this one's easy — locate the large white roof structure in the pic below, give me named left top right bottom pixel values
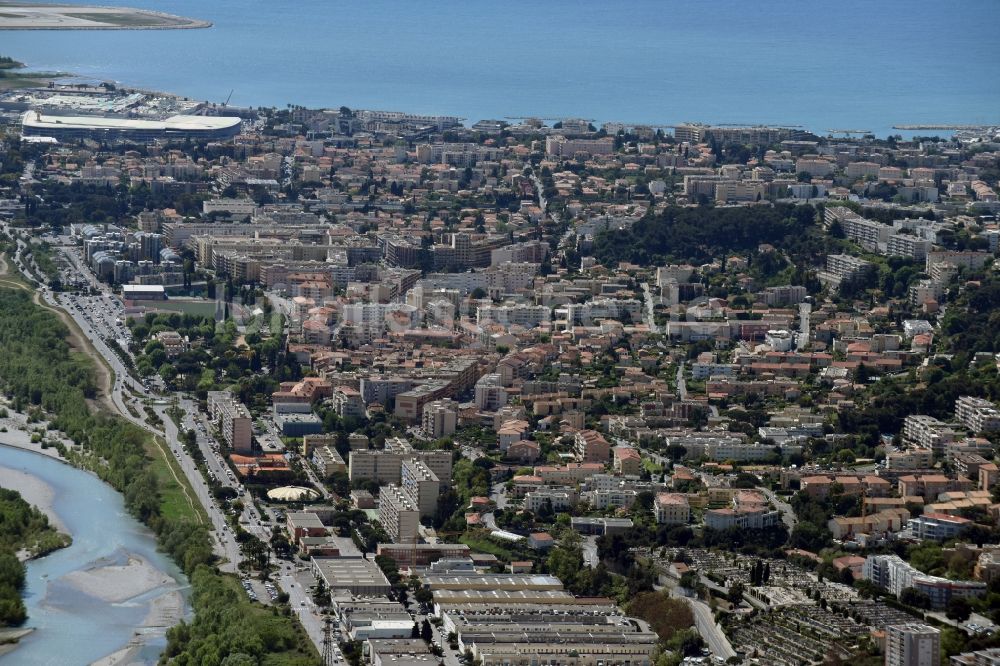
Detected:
left=21, top=111, right=241, bottom=141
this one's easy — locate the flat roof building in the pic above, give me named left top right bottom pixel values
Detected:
left=207, top=390, right=253, bottom=453
left=22, top=111, right=242, bottom=142
left=312, top=557, right=392, bottom=596
left=886, top=624, right=940, bottom=666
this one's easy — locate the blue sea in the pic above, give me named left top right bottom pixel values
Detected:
left=3, top=0, right=999, bottom=136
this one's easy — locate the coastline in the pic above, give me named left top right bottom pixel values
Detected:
left=0, top=3, right=211, bottom=30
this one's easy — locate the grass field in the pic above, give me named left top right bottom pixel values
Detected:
left=147, top=434, right=207, bottom=524
left=459, top=533, right=515, bottom=561
left=144, top=299, right=217, bottom=318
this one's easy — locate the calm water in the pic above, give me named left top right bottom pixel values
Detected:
left=2, top=0, right=999, bottom=136
left=0, top=445, right=188, bottom=665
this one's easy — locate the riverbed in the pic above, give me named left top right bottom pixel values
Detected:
left=0, top=444, right=189, bottom=665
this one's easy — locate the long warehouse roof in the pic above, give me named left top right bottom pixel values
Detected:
left=22, top=112, right=240, bottom=131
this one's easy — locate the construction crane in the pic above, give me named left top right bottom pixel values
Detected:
left=223, top=89, right=233, bottom=107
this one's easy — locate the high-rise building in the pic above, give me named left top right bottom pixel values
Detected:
left=885, top=624, right=940, bottom=666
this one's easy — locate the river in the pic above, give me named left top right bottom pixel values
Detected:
left=2, top=0, right=999, bottom=136
left=0, top=445, right=189, bottom=666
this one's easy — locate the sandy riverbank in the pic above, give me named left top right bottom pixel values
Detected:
left=63, top=554, right=173, bottom=604
left=0, top=464, right=66, bottom=532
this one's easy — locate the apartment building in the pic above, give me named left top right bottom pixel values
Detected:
left=907, top=513, right=971, bottom=541
left=827, top=508, right=910, bottom=540
left=422, top=398, right=458, bottom=438
left=955, top=396, right=1000, bottom=433
left=400, top=458, right=440, bottom=518
left=574, top=429, right=611, bottom=463
left=842, top=215, right=891, bottom=251
left=155, top=330, right=187, bottom=358
left=544, top=136, right=615, bottom=156
left=886, top=624, right=940, bottom=666
left=349, top=438, right=452, bottom=486
left=863, top=554, right=986, bottom=608
left=612, top=446, right=642, bottom=476
left=476, top=303, right=550, bottom=329
left=704, top=506, right=779, bottom=530
left=846, top=162, right=881, bottom=179
left=654, top=493, right=691, bottom=525
left=331, top=386, right=365, bottom=420
left=887, top=448, right=935, bottom=470
left=887, top=234, right=932, bottom=261
left=950, top=649, right=1000, bottom=666
left=523, top=487, right=578, bottom=513
left=795, top=157, right=835, bottom=177
left=207, top=390, right=253, bottom=453
left=902, top=415, right=957, bottom=452
left=818, top=254, right=875, bottom=290
left=761, top=284, right=808, bottom=307
left=378, top=484, right=420, bottom=544
left=534, top=463, right=604, bottom=485
left=474, top=374, right=507, bottom=411
left=562, top=298, right=643, bottom=326
left=312, top=445, right=346, bottom=476
left=898, top=474, right=971, bottom=499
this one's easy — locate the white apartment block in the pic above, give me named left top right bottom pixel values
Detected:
left=842, top=216, right=891, bottom=251
left=400, top=458, right=440, bottom=518
left=378, top=484, right=420, bottom=544
left=422, top=399, right=458, bottom=438
left=955, top=396, right=1000, bottom=433
left=202, top=198, right=259, bottom=217
left=562, top=298, right=643, bottom=326
left=886, top=448, right=934, bottom=471
left=902, top=415, right=957, bottom=452
left=887, top=234, right=932, bottom=261
left=818, top=254, right=874, bottom=289
left=349, top=438, right=453, bottom=486
left=475, top=374, right=507, bottom=411
left=476, top=304, right=550, bottom=329
left=207, top=391, right=253, bottom=453
left=886, top=624, right=940, bottom=666
left=544, top=136, right=615, bottom=156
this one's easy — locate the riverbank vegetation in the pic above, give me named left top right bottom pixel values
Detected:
left=0, top=287, right=320, bottom=663
left=0, top=488, right=71, bottom=626
left=0, top=488, right=70, bottom=559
